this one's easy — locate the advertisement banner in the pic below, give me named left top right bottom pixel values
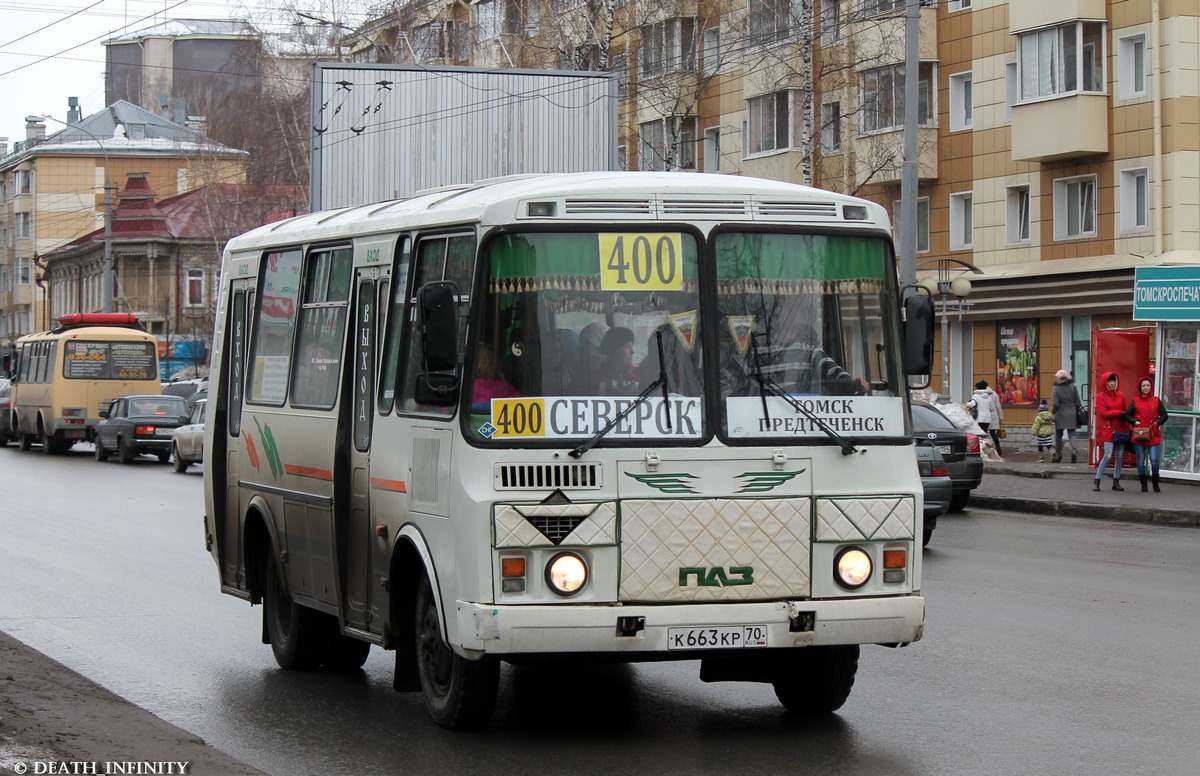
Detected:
left=996, top=320, right=1039, bottom=405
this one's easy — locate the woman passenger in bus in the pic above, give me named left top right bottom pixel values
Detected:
left=576, top=322, right=610, bottom=394
left=471, top=344, right=520, bottom=410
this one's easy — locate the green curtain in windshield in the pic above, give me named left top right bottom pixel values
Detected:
left=714, top=233, right=887, bottom=288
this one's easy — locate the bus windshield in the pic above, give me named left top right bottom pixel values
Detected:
left=469, top=230, right=704, bottom=443
left=714, top=231, right=907, bottom=441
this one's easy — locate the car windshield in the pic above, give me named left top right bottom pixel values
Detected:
left=468, top=230, right=704, bottom=443
left=910, top=403, right=957, bottom=431
left=128, top=397, right=186, bottom=416
left=714, top=231, right=907, bottom=441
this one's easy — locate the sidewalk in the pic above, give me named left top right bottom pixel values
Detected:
left=970, top=450, right=1199, bottom=527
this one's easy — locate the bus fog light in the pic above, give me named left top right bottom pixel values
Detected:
left=834, top=547, right=872, bottom=589
left=883, top=569, right=906, bottom=583
left=546, top=552, right=587, bottom=596
left=501, top=578, right=526, bottom=593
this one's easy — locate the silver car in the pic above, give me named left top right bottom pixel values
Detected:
left=171, top=398, right=205, bottom=472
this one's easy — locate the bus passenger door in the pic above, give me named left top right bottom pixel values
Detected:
left=342, top=264, right=384, bottom=633
left=215, top=279, right=254, bottom=590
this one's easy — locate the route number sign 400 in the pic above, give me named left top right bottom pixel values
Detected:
left=599, top=233, right=684, bottom=291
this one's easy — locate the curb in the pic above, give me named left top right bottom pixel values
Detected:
left=970, top=493, right=1199, bottom=527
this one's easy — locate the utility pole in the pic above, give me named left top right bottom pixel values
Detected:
left=898, top=0, right=921, bottom=290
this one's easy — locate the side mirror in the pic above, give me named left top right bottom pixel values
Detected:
left=902, top=292, right=935, bottom=376
left=416, top=281, right=460, bottom=404
left=98, top=410, right=109, bottom=419
left=178, top=415, right=190, bottom=424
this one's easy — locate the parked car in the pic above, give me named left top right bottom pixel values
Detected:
left=0, top=378, right=13, bottom=446
left=94, top=394, right=189, bottom=464
left=161, top=378, right=207, bottom=401
left=916, top=444, right=952, bottom=547
left=171, top=398, right=205, bottom=472
left=910, top=400, right=984, bottom=512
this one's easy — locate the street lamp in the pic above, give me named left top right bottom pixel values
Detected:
left=37, top=112, right=115, bottom=313
left=916, top=258, right=982, bottom=400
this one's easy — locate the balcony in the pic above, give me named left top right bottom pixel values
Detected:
left=1011, top=94, right=1108, bottom=162
left=1009, top=0, right=1106, bottom=34
left=853, top=128, right=938, bottom=188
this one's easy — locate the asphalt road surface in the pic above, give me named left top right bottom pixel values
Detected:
left=0, top=445, right=1195, bottom=776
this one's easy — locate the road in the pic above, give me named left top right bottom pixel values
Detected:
left=0, top=445, right=1196, bottom=776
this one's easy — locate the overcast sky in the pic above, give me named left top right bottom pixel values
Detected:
left=0, top=0, right=374, bottom=149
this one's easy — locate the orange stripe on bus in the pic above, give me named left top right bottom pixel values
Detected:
left=371, top=478, right=408, bottom=493
left=284, top=464, right=334, bottom=481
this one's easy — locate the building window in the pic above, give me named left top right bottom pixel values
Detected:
left=704, top=127, right=721, bottom=172
left=1054, top=176, right=1097, bottom=239
left=1006, top=185, right=1032, bottom=245
left=1120, top=168, right=1150, bottom=233
left=859, top=62, right=934, bottom=134
left=950, top=193, right=973, bottom=250
left=821, top=100, right=841, bottom=153
left=186, top=269, right=205, bottom=306
left=14, top=170, right=32, bottom=194
left=1018, top=21, right=1106, bottom=101
left=893, top=197, right=930, bottom=253
left=414, top=21, right=465, bottom=63
left=820, top=0, right=841, bottom=45
left=860, top=0, right=902, bottom=17
left=745, top=0, right=792, bottom=46
left=640, top=116, right=697, bottom=171
left=476, top=0, right=501, bottom=41
left=1118, top=34, right=1148, bottom=99
left=950, top=71, right=973, bottom=131
left=745, top=91, right=793, bottom=155
left=948, top=0, right=972, bottom=10
left=16, top=257, right=33, bottom=285
left=640, top=17, right=696, bottom=77
left=1005, top=61, right=1017, bottom=122
left=15, top=212, right=31, bottom=239
left=703, top=26, right=720, bottom=76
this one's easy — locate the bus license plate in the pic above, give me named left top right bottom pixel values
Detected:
left=667, top=625, right=768, bottom=650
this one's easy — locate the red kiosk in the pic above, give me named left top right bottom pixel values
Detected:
left=1089, top=328, right=1152, bottom=468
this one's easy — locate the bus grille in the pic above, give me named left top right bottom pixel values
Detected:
left=494, top=463, right=601, bottom=490
left=755, top=201, right=840, bottom=218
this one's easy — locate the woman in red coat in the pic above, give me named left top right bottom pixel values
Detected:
left=1093, top=371, right=1132, bottom=491
left=1127, top=375, right=1170, bottom=492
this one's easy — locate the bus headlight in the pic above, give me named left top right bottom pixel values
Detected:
left=545, top=552, right=587, bottom=596
left=834, top=547, right=872, bottom=590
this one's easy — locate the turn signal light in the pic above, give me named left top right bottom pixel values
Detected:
left=501, top=557, right=526, bottom=577
left=883, top=549, right=907, bottom=569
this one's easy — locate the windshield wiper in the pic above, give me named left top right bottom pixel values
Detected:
left=570, top=331, right=671, bottom=459
left=749, top=333, right=858, bottom=456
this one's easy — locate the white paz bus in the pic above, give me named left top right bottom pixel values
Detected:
left=203, top=172, right=935, bottom=729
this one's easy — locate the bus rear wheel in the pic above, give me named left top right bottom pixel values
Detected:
left=771, top=645, right=859, bottom=715
left=414, top=575, right=498, bottom=730
left=264, top=558, right=326, bottom=671
left=17, top=431, right=32, bottom=451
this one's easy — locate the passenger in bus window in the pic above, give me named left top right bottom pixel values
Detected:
left=639, top=324, right=702, bottom=396
left=471, top=344, right=520, bottom=409
left=577, top=321, right=610, bottom=394
left=596, top=327, right=640, bottom=396
left=532, top=328, right=578, bottom=396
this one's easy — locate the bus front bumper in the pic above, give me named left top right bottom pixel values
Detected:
left=454, top=596, right=924, bottom=656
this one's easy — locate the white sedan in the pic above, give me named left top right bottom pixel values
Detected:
left=171, top=399, right=205, bottom=472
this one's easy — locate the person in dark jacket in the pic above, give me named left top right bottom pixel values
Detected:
left=1050, top=369, right=1084, bottom=463
left=1093, top=371, right=1132, bottom=491
left=1127, top=375, right=1169, bottom=492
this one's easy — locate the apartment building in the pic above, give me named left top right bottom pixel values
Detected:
left=0, top=100, right=249, bottom=353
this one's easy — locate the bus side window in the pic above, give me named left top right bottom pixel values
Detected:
left=246, top=249, right=303, bottom=405
left=397, top=234, right=475, bottom=414
left=377, top=235, right=410, bottom=415
left=291, top=247, right=352, bottom=409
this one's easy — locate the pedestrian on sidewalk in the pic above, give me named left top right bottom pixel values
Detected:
left=1127, top=375, right=1170, bottom=492
left=1093, top=371, right=1132, bottom=491
left=1051, top=369, right=1084, bottom=463
left=1032, top=399, right=1055, bottom=462
left=968, top=380, right=1005, bottom=455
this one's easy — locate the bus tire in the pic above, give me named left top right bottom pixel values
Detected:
left=18, top=432, right=31, bottom=451
left=172, top=444, right=189, bottom=472
left=94, top=440, right=109, bottom=461
left=771, top=645, right=859, bottom=715
left=323, top=635, right=371, bottom=671
left=118, top=437, right=135, bottom=464
left=264, top=558, right=325, bottom=671
left=415, top=575, right=499, bottom=730
left=156, top=450, right=171, bottom=464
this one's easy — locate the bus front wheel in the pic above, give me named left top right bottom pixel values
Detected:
left=771, top=645, right=859, bottom=715
left=414, top=575, right=499, bottom=730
